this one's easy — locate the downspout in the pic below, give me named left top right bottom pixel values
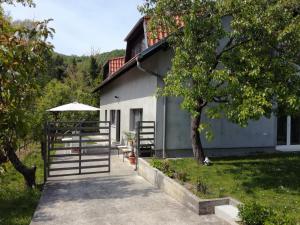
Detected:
left=136, top=57, right=167, bottom=159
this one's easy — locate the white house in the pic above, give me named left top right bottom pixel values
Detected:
left=94, top=17, right=300, bottom=157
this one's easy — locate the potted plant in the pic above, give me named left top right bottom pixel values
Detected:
left=124, top=131, right=136, bottom=164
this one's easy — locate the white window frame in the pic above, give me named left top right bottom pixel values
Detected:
left=276, top=115, right=300, bottom=151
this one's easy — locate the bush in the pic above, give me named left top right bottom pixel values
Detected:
left=196, top=176, right=209, bottom=194
left=150, top=159, right=175, bottom=178
left=239, top=202, right=272, bottom=225
left=239, top=202, right=295, bottom=225
left=150, top=158, right=164, bottom=170
left=264, top=211, right=295, bottom=225
left=0, top=164, right=7, bottom=176
left=174, top=170, right=188, bottom=182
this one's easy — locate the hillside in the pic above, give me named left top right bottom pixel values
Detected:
left=52, top=49, right=125, bottom=80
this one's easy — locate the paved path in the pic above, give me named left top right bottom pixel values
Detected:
left=31, top=153, right=227, bottom=225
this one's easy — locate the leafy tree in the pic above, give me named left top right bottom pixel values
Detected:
left=140, top=0, right=300, bottom=163
left=71, top=57, right=77, bottom=68
left=35, top=71, right=98, bottom=131
left=53, top=55, right=67, bottom=80
left=0, top=0, right=54, bottom=187
left=89, top=55, right=99, bottom=80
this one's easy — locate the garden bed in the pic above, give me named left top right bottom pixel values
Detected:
left=146, top=153, right=300, bottom=223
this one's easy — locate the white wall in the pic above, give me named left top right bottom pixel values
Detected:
left=99, top=66, right=157, bottom=144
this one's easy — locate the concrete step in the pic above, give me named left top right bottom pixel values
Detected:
left=215, top=205, right=240, bottom=225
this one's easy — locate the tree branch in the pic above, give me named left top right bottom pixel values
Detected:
left=211, top=37, right=251, bottom=72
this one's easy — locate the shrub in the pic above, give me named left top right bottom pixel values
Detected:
left=239, top=202, right=273, bottom=225
left=150, top=158, right=164, bottom=170
left=196, top=176, right=209, bottom=194
left=239, top=202, right=295, bottom=225
left=174, top=170, right=188, bottom=182
left=264, top=211, right=295, bottom=225
left=150, top=159, right=175, bottom=178
left=0, top=164, right=7, bottom=176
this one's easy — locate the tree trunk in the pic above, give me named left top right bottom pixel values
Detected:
left=4, top=140, right=36, bottom=188
left=191, top=100, right=206, bottom=164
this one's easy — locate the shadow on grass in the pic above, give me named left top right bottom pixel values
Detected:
left=0, top=188, right=41, bottom=225
left=216, top=154, right=300, bottom=193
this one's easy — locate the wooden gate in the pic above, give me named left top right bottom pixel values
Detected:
left=43, top=121, right=111, bottom=179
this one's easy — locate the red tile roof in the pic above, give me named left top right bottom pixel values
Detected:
left=145, top=16, right=183, bottom=46
left=108, top=57, right=125, bottom=75
left=95, top=16, right=182, bottom=91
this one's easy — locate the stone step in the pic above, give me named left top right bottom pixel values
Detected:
left=215, top=205, right=240, bottom=225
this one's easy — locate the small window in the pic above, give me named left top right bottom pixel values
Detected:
left=130, top=108, right=143, bottom=131
left=110, top=110, right=116, bottom=126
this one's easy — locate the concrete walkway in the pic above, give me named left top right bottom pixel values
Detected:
left=31, top=153, right=227, bottom=225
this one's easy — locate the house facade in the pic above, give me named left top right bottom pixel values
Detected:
left=94, top=17, right=300, bottom=157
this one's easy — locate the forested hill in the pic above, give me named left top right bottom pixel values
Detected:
left=48, top=49, right=125, bottom=81
left=57, top=49, right=125, bottom=70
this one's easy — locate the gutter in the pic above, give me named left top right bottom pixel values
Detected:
left=136, top=56, right=167, bottom=159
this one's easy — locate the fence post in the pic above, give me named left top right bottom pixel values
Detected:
left=44, top=122, right=51, bottom=181
left=135, top=121, right=140, bottom=171
left=79, top=122, right=82, bottom=175
left=108, top=121, right=111, bottom=173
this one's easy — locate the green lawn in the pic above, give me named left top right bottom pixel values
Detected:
left=151, top=153, right=300, bottom=222
left=0, top=146, right=44, bottom=225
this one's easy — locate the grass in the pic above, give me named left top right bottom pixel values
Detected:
left=0, top=145, right=44, bottom=225
left=150, top=153, right=300, bottom=222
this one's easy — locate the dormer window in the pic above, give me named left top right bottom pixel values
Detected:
left=130, top=34, right=147, bottom=58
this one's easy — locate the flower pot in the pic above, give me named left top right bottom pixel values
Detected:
left=128, top=155, right=136, bottom=165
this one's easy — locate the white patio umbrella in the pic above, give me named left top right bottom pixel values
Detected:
left=47, top=102, right=100, bottom=112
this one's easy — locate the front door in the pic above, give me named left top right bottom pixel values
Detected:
left=116, top=110, right=121, bottom=143
left=277, top=115, right=300, bottom=151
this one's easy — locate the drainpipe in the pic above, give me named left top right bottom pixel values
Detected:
left=136, top=57, right=167, bottom=159
left=162, top=96, right=166, bottom=159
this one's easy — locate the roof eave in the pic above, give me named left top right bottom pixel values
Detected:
left=124, top=17, right=145, bottom=41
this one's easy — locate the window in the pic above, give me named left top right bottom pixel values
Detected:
left=277, top=115, right=300, bottom=145
left=105, top=110, right=107, bottom=121
left=291, top=116, right=300, bottom=145
left=130, top=109, right=143, bottom=131
left=277, top=116, right=287, bottom=145
left=110, top=110, right=116, bottom=126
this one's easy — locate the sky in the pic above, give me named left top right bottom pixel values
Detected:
left=3, top=0, right=144, bottom=56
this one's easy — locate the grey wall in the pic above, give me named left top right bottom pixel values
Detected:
left=161, top=96, right=277, bottom=151
left=99, top=44, right=277, bottom=152
left=201, top=115, right=277, bottom=148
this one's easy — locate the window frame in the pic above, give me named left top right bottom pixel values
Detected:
left=110, top=110, right=116, bottom=126
left=129, top=108, right=143, bottom=131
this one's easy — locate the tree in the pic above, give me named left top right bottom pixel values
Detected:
left=140, top=0, right=300, bottom=163
left=89, top=55, right=99, bottom=80
left=35, top=67, right=98, bottom=129
left=53, top=55, right=67, bottom=80
left=0, top=0, right=54, bottom=187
